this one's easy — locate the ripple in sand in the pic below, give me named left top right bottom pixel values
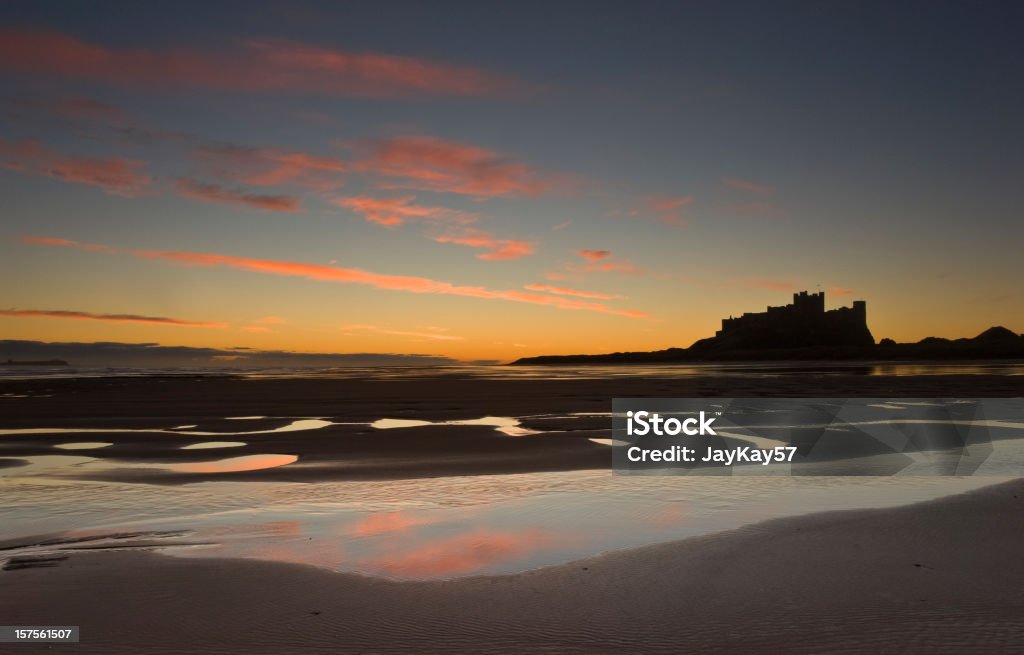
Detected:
left=53, top=442, right=113, bottom=450
left=180, top=441, right=246, bottom=450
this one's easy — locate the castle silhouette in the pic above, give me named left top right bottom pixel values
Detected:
left=709, top=290, right=874, bottom=350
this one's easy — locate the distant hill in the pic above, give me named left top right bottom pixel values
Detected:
left=513, top=291, right=1023, bottom=365
left=513, top=327, right=1024, bottom=365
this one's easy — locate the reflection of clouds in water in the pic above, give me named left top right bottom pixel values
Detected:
left=170, top=454, right=298, bottom=473
left=3, top=470, right=1014, bottom=580
left=347, top=510, right=428, bottom=537
left=361, top=529, right=551, bottom=578
left=54, top=442, right=113, bottom=450
left=180, top=441, right=246, bottom=450
left=3, top=453, right=298, bottom=478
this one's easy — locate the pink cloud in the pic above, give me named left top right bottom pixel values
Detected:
left=25, top=236, right=648, bottom=318
left=433, top=230, right=535, bottom=261
left=195, top=143, right=348, bottom=190
left=20, top=235, right=115, bottom=253
left=175, top=177, right=301, bottom=212
left=722, top=177, right=774, bottom=195
left=353, top=135, right=561, bottom=198
left=0, top=28, right=522, bottom=98
left=0, top=308, right=226, bottom=328
left=648, top=195, right=693, bottom=225
left=524, top=283, right=621, bottom=300
left=577, top=249, right=611, bottom=261
left=335, top=195, right=476, bottom=227
left=0, top=138, right=150, bottom=196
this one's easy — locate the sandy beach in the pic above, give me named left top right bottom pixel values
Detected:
left=2, top=370, right=1023, bottom=653
left=1, top=477, right=1021, bottom=653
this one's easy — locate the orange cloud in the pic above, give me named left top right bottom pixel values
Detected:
left=524, top=284, right=621, bottom=300
left=433, top=230, right=535, bottom=261
left=335, top=195, right=476, bottom=227
left=354, top=135, right=560, bottom=198
left=577, top=249, right=611, bottom=261
left=25, top=236, right=648, bottom=318
left=175, top=177, right=301, bottom=212
left=0, top=138, right=150, bottom=196
left=363, top=529, right=548, bottom=577
left=0, top=28, right=521, bottom=98
left=722, top=177, right=774, bottom=195
left=0, top=308, right=227, bottom=328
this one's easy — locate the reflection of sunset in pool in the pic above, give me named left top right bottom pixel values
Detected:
left=361, top=529, right=550, bottom=578
left=170, top=454, right=298, bottom=473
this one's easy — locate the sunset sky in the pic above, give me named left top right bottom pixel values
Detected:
left=2, top=1, right=1022, bottom=363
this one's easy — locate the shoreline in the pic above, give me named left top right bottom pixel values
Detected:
left=3, top=477, right=1022, bottom=653
left=2, top=373, right=1023, bottom=484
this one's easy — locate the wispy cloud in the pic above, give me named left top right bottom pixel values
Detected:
left=0, top=28, right=523, bottom=98
left=433, top=230, right=535, bottom=261
left=175, top=177, right=301, bottom=212
left=353, top=135, right=563, bottom=198
left=574, top=249, right=640, bottom=274
left=0, top=137, right=151, bottom=196
left=24, top=236, right=648, bottom=318
left=0, top=308, right=227, bottom=328
left=722, top=177, right=774, bottom=195
left=341, top=324, right=464, bottom=341
left=524, top=283, right=621, bottom=300
left=195, top=143, right=348, bottom=190
left=334, top=195, right=476, bottom=227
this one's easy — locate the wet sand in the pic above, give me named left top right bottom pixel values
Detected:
left=2, top=373, right=1022, bottom=483
left=2, top=478, right=1021, bottom=654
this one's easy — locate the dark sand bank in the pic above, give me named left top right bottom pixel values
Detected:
left=1, top=374, right=1022, bottom=484
left=2, top=478, right=1022, bottom=654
